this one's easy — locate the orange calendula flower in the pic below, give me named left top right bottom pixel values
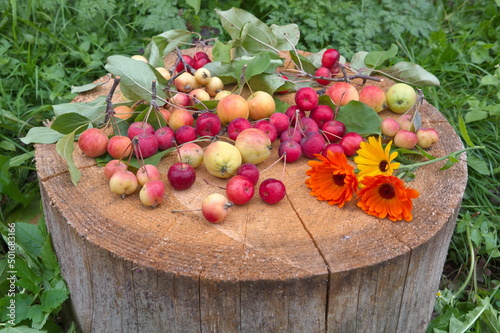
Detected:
left=354, top=136, right=400, bottom=182
left=357, top=174, right=419, bottom=222
left=305, top=151, right=359, bottom=207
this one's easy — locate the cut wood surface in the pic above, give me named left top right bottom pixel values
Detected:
left=36, top=48, right=468, bottom=333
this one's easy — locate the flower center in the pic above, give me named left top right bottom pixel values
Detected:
left=378, top=183, right=396, bottom=199
left=379, top=160, right=389, bottom=172
left=332, top=174, right=346, bottom=186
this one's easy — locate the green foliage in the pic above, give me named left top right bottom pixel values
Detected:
left=0, top=219, right=71, bottom=331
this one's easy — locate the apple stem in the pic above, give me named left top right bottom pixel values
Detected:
left=175, top=47, right=196, bottom=75
left=171, top=208, right=202, bottom=213
left=103, top=75, right=121, bottom=131
left=261, top=153, right=285, bottom=174
left=203, top=178, right=226, bottom=190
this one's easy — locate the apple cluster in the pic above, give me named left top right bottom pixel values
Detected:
left=380, top=83, right=440, bottom=149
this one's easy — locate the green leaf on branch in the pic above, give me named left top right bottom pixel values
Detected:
left=335, top=100, right=382, bottom=136
left=144, top=29, right=192, bottom=67
left=248, top=73, right=290, bottom=95
left=270, top=23, right=300, bottom=51
left=234, top=53, right=272, bottom=81
left=105, top=55, right=167, bottom=102
left=379, top=62, right=440, bottom=87
left=212, top=39, right=234, bottom=63
left=56, top=132, right=80, bottom=185
left=71, top=78, right=109, bottom=94
left=50, top=113, right=90, bottom=135
left=364, top=44, right=398, bottom=68
left=52, top=96, right=107, bottom=125
left=20, top=127, right=64, bottom=145
left=289, top=51, right=316, bottom=75
left=216, top=8, right=278, bottom=56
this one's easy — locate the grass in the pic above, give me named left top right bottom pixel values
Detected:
left=0, top=0, right=499, bottom=332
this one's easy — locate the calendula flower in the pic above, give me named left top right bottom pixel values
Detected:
left=354, top=136, right=400, bottom=182
left=357, top=174, right=419, bottom=222
left=305, top=151, right=359, bottom=207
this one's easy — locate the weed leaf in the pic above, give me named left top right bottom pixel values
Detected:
left=14, top=223, right=45, bottom=257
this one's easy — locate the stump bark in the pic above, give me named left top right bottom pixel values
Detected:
left=36, top=49, right=468, bottom=333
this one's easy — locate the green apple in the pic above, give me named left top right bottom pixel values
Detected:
left=386, top=83, right=417, bottom=114
left=203, top=141, right=242, bottom=178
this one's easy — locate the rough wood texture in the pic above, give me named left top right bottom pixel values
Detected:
left=36, top=49, right=468, bottom=332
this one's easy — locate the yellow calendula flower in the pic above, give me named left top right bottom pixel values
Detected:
left=354, top=136, right=400, bottom=182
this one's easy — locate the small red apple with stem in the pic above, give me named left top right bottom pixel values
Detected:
left=139, top=180, right=165, bottom=207
left=226, top=175, right=255, bottom=205
left=259, top=178, right=286, bottom=205
left=107, top=135, right=132, bottom=159
left=109, top=170, right=138, bottom=198
left=136, top=164, right=161, bottom=186
left=236, top=163, right=260, bottom=186
left=78, top=128, right=109, bottom=157
left=295, top=87, right=319, bottom=111
left=202, top=193, right=233, bottom=223
left=104, top=159, right=128, bottom=181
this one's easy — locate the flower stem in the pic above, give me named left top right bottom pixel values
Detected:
left=397, top=146, right=484, bottom=171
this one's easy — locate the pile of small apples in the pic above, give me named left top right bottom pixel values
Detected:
left=77, top=48, right=439, bottom=224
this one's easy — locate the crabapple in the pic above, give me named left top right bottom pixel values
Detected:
left=78, top=128, right=109, bottom=158
left=206, top=77, right=224, bottom=97
left=321, top=120, right=346, bottom=143
left=216, top=94, right=249, bottom=125
left=177, top=142, right=204, bottom=168
left=326, top=82, right=359, bottom=106
left=227, top=117, right=252, bottom=140
left=280, top=127, right=303, bottom=144
left=322, top=143, right=344, bottom=157
left=113, top=105, right=134, bottom=120
left=167, top=162, right=196, bottom=190
left=175, top=54, right=194, bottom=73
left=154, top=127, right=176, bottom=151
left=285, top=105, right=305, bottom=126
left=381, top=118, right=401, bottom=137
left=295, top=87, right=319, bottom=111
left=195, top=112, right=221, bottom=137
left=202, top=193, right=232, bottom=224
left=226, top=175, right=255, bottom=205
left=314, top=67, right=332, bottom=86
left=139, top=180, right=165, bottom=207
left=247, top=91, right=276, bottom=120
left=194, top=68, right=211, bottom=86
left=309, top=104, right=334, bottom=128
left=254, top=120, right=278, bottom=143
left=109, top=170, right=138, bottom=197
left=300, top=132, right=326, bottom=159
left=175, top=125, right=197, bottom=145
left=234, top=128, right=272, bottom=165
left=175, top=72, right=197, bottom=93
left=278, top=140, right=302, bottom=163
left=136, top=164, right=161, bottom=186
left=321, top=49, right=340, bottom=68
left=259, top=178, right=286, bottom=205
left=359, top=85, right=387, bottom=112
left=269, top=112, right=289, bottom=136
left=133, top=133, right=159, bottom=159
left=168, top=108, right=194, bottom=131
left=339, top=132, right=363, bottom=156
left=188, top=88, right=210, bottom=105
left=394, top=130, right=418, bottom=149
left=416, top=128, right=439, bottom=148
left=107, top=135, right=132, bottom=159
left=103, top=159, right=128, bottom=181
left=236, top=163, right=260, bottom=186
left=127, top=121, right=155, bottom=140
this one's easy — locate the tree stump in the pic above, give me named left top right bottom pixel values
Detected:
left=36, top=49, right=468, bottom=333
